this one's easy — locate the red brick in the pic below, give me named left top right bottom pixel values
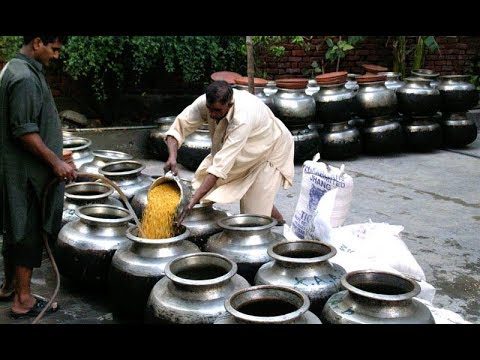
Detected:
left=286, top=68, right=301, bottom=74
left=446, top=37, right=459, bottom=43
left=288, top=57, right=302, bottom=62
left=292, top=50, right=306, bottom=56
left=356, top=50, right=370, bottom=56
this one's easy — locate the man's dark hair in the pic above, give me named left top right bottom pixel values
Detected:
left=206, top=80, right=233, bottom=105
left=23, top=35, right=68, bottom=45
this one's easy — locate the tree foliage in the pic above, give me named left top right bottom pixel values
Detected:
left=325, top=36, right=365, bottom=72
left=0, top=36, right=22, bottom=63
left=62, top=36, right=246, bottom=102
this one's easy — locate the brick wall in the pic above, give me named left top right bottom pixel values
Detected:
left=257, top=36, right=480, bottom=79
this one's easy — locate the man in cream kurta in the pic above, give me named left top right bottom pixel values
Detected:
left=164, top=80, right=294, bottom=224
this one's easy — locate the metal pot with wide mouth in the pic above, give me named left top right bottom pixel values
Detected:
left=437, top=75, right=479, bottom=113
left=62, top=136, right=94, bottom=170
left=214, top=285, right=321, bottom=324
left=108, top=224, right=199, bottom=320
left=321, top=270, right=435, bottom=324
left=145, top=252, right=250, bottom=324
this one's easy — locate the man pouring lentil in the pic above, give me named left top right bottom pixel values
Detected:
left=164, top=80, right=294, bottom=225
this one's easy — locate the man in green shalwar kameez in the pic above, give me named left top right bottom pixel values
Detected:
left=0, top=35, right=77, bottom=319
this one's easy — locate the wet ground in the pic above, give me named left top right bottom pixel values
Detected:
left=1, top=131, right=479, bottom=325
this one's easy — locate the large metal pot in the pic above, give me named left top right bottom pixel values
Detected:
left=411, top=69, right=440, bottom=88
left=437, top=75, right=479, bottom=113
left=62, top=136, right=94, bottom=170
left=321, top=270, right=435, bottom=324
left=214, top=285, right=321, bottom=324
left=355, top=80, right=397, bottom=119
left=313, top=82, right=356, bottom=124
left=361, top=117, right=404, bottom=154
left=378, top=71, right=405, bottom=91
left=99, top=160, right=153, bottom=201
left=403, top=117, right=442, bottom=151
left=177, top=124, right=211, bottom=171
left=78, top=149, right=133, bottom=181
left=441, top=112, right=478, bottom=148
left=108, top=225, right=199, bottom=320
left=292, top=127, right=320, bottom=164
left=62, top=182, right=124, bottom=227
left=396, top=77, right=441, bottom=116
left=319, top=122, right=362, bottom=160
left=182, top=202, right=228, bottom=250
left=272, top=87, right=316, bottom=129
left=145, top=252, right=250, bottom=324
left=205, top=214, right=286, bottom=283
left=148, top=116, right=177, bottom=161
left=255, top=240, right=345, bottom=316
left=55, top=204, right=132, bottom=287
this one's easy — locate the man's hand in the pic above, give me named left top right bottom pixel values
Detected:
left=177, top=173, right=219, bottom=225
left=164, top=156, right=178, bottom=176
left=53, top=159, right=77, bottom=182
left=164, top=135, right=179, bottom=175
left=177, top=200, right=195, bottom=225
left=62, top=149, right=76, bottom=169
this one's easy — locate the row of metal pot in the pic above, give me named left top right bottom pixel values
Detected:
left=148, top=73, right=478, bottom=167
left=56, top=147, right=435, bottom=325
left=238, top=73, right=478, bottom=127
left=54, top=204, right=435, bottom=324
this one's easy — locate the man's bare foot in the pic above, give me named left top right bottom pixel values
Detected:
left=10, top=294, right=59, bottom=319
left=271, top=205, right=286, bottom=226
left=11, top=293, right=37, bottom=313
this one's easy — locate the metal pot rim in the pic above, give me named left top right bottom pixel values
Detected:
left=268, top=240, right=337, bottom=264
left=65, top=182, right=114, bottom=200
left=164, top=252, right=237, bottom=286
left=126, top=225, right=190, bottom=244
left=217, top=214, right=277, bottom=231
left=341, top=270, right=421, bottom=301
left=224, top=285, right=310, bottom=324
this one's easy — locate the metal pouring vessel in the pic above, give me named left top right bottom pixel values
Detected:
left=147, top=171, right=192, bottom=224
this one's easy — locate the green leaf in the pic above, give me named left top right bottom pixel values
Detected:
left=340, top=44, right=354, bottom=51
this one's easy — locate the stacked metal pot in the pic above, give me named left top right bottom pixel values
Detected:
left=313, top=71, right=361, bottom=159
left=396, top=76, right=443, bottom=151
left=354, top=74, right=403, bottom=154
left=437, top=75, right=478, bottom=147
left=271, top=78, right=319, bottom=163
